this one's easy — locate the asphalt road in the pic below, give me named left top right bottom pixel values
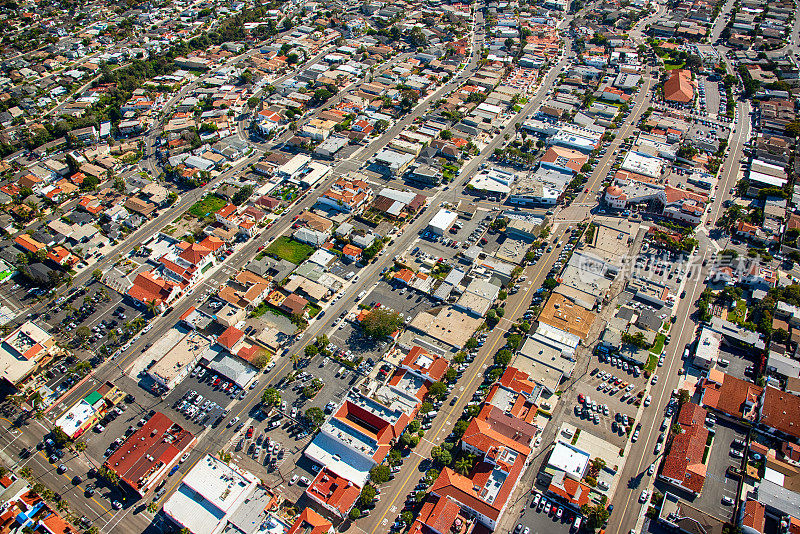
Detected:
left=606, top=98, right=752, bottom=534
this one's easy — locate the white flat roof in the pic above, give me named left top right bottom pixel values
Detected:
left=428, top=209, right=458, bottom=231
left=304, top=431, right=372, bottom=487
left=548, top=441, right=590, bottom=478
left=163, top=455, right=259, bottom=534
left=55, top=399, right=95, bottom=437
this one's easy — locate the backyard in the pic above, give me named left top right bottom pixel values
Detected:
left=189, top=194, right=228, bottom=218
left=265, top=236, right=314, bottom=265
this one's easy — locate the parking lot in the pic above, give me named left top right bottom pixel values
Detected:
left=41, top=281, right=143, bottom=360
left=412, top=209, right=493, bottom=264
left=161, top=365, right=244, bottom=430
left=565, top=355, right=651, bottom=449
left=715, top=344, right=755, bottom=382
left=514, top=490, right=578, bottom=534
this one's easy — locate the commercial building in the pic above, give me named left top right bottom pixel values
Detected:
left=146, top=328, right=211, bottom=391
left=55, top=382, right=124, bottom=439
left=692, top=327, right=720, bottom=369
left=0, top=321, right=58, bottom=388
left=304, top=392, right=412, bottom=489
left=105, top=412, right=196, bottom=496
left=536, top=293, right=596, bottom=341
left=163, top=454, right=260, bottom=534
left=427, top=209, right=458, bottom=235
left=373, top=149, right=415, bottom=175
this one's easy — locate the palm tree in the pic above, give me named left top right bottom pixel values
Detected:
left=454, top=456, right=473, bottom=476
left=290, top=352, right=301, bottom=368
left=145, top=300, right=159, bottom=316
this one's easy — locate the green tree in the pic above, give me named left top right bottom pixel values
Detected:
left=262, top=387, right=281, bottom=406
left=361, top=307, right=401, bottom=338
left=428, top=381, right=447, bottom=400
left=92, top=269, right=103, bottom=280
left=305, top=407, right=325, bottom=429
left=359, top=485, right=376, bottom=507
left=370, top=464, right=390, bottom=484
left=494, top=349, right=512, bottom=367
left=454, top=455, right=473, bottom=475
left=231, top=185, right=255, bottom=206
left=453, top=419, right=470, bottom=438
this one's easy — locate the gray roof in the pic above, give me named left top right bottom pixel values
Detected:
left=756, top=479, right=800, bottom=517
left=205, top=346, right=258, bottom=388
left=767, top=351, right=800, bottom=379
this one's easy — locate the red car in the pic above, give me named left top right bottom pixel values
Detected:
left=578, top=393, right=585, bottom=404
left=246, top=426, right=254, bottom=439
left=212, top=378, right=221, bottom=387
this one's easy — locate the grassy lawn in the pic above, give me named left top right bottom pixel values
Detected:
left=650, top=333, right=666, bottom=354
left=664, top=61, right=686, bottom=70
left=307, top=302, right=322, bottom=318
left=265, top=236, right=314, bottom=265
left=644, top=353, right=658, bottom=372
left=189, top=195, right=227, bottom=218
left=728, top=299, right=747, bottom=325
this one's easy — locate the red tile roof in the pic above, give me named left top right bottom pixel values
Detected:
left=664, top=69, right=694, bottom=103
left=742, top=499, right=765, bottom=533
left=104, top=412, right=195, bottom=494
left=218, top=326, right=245, bottom=351
left=287, top=508, right=332, bottom=534
left=305, top=467, right=360, bottom=518
left=14, top=234, right=45, bottom=253
left=660, top=403, right=708, bottom=495
left=401, top=346, right=449, bottom=383
left=409, top=494, right=471, bottom=534
left=127, top=271, right=181, bottom=306
left=547, top=475, right=591, bottom=508
left=700, top=369, right=762, bottom=421
left=178, top=242, right=212, bottom=265
left=761, top=387, right=800, bottom=440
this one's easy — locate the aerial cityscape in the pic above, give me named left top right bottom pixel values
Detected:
left=0, top=0, right=796, bottom=533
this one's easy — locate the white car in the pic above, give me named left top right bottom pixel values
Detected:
left=648, top=463, right=656, bottom=475
left=644, top=395, right=652, bottom=407
left=639, top=490, right=649, bottom=503
left=651, top=375, right=659, bottom=385
left=289, top=475, right=299, bottom=485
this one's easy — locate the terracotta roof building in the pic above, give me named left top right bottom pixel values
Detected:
left=104, top=412, right=196, bottom=495
left=287, top=508, right=334, bottom=534
left=759, top=387, right=800, bottom=441
left=699, top=369, right=762, bottom=422
left=127, top=271, right=183, bottom=310
left=408, top=494, right=476, bottom=534
left=659, top=402, right=708, bottom=495
left=664, top=69, right=694, bottom=103
left=400, top=346, right=449, bottom=383
left=305, top=467, right=361, bottom=519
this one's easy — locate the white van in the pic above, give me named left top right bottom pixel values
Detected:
left=717, top=358, right=730, bottom=367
